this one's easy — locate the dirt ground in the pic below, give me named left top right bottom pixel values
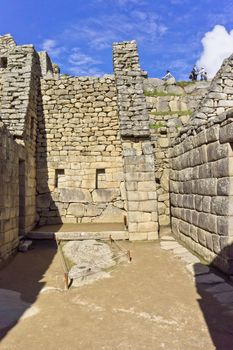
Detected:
left=0, top=240, right=233, bottom=350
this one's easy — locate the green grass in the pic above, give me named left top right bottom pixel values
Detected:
left=150, top=110, right=192, bottom=117
left=144, top=90, right=182, bottom=97
left=176, top=81, right=195, bottom=87
left=149, top=122, right=166, bottom=130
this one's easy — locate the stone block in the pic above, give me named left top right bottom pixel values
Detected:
left=202, top=196, right=211, bottom=213
left=207, top=142, right=229, bottom=161
left=60, top=188, right=92, bottom=203
left=160, top=169, right=169, bottom=191
left=217, top=216, right=229, bottom=236
left=129, top=232, right=148, bottom=241
left=128, top=222, right=138, bottom=232
left=138, top=222, right=157, bottom=232
left=67, top=203, right=85, bottom=217
left=92, top=189, right=120, bottom=203
left=85, top=204, right=102, bottom=217
left=138, top=181, right=156, bottom=191
left=212, top=234, right=221, bottom=254
left=127, top=191, right=148, bottom=201
left=138, top=200, right=157, bottom=212
left=158, top=138, right=169, bottom=148
left=205, top=232, right=214, bottom=251
left=206, top=125, right=219, bottom=143
left=128, top=211, right=151, bottom=223
left=159, top=215, right=170, bottom=226
left=196, top=178, right=217, bottom=196
left=198, top=213, right=217, bottom=233
left=120, top=182, right=127, bottom=200
left=93, top=204, right=125, bottom=223
left=211, top=158, right=228, bottom=178
left=211, top=196, right=229, bottom=216
left=128, top=201, right=139, bottom=211
left=158, top=202, right=166, bottom=215
left=179, top=220, right=190, bottom=235
left=147, top=230, right=159, bottom=240
left=218, top=100, right=233, bottom=107
left=36, top=194, right=51, bottom=209
left=158, top=193, right=169, bottom=202
left=219, top=123, right=233, bottom=143
left=217, top=178, right=233, bottom=196
left=190, top=225, right=198, bottom=242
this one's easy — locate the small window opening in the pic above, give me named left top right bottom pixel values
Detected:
left=55, top=169, right=65, bottom=187
left=0, top=57, right=7, bottom=68
left=229, top=142, right=233, bottom=152
left=155, top=178, right=161, bottom=185
left=96, top=169, right=106, bottom=189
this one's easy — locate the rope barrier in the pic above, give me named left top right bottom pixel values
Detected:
left=55, top=235, right=132, bottom=290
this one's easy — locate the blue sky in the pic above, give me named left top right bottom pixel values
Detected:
left=1, top=0, right=233, bottom=80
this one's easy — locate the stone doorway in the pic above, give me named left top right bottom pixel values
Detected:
left=18, top=160, right=25, bottom=236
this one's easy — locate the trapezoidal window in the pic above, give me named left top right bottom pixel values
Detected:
left=96, top=169, right=106, bottom=189
left=55, top=169, right=65, bottom=187
left=0, top=57, right=7, bottom=68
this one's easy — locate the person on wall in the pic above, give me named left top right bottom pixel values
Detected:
left=190, top=65, right=198, bottom=81
left=199, top=67, right=205, bottom=81
left=162, top=70, right=174, bottom=81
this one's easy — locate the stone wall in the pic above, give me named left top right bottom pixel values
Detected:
left=0, top=121, right=21, bottom=261
left=0, top=73, right=3, bottom=108
left=37, top=75, right=126, bottom=225
left=170, top=55, right=233, bottom=274
left=113, top=41, right=158, bottom=240
left=144, top=79, right=210, bottom=230
left=0, top=34, right=41, bottom=262
left=3, top=32, right=233, bottom=264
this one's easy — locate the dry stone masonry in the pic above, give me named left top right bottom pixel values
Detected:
left=1, top=33, right=233, bottom=276
left=37, top=75, right=126, bottom=226
left=113, top=41, right=158, bottom=240
left=170, top=54, right=233, bottom=274
left=144, top=79, right=210, bottom=229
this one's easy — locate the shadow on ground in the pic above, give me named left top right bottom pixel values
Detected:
left=0, top=240, right=57, bottom=340
left=194, top=244, right=233, bottom=350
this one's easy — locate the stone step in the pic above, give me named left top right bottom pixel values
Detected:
left=27, top=230, right=129, bottom=241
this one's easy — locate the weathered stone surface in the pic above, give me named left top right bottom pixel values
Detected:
left=92, top=189, right=120, bottom=203
left=37, top=194, right=51, bottom=208
left=60, top=188, right=92, bottom=203
left=67, top=203, right=85, bottom=217
left=195, top=273, right=225, bottom=284
left=186, top=263, right=210, bottom=276
left=85, top=204, right=102, bottom=217
left=94, top=205, right=125, bottom=223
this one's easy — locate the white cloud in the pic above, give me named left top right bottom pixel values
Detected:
left=197, top=25, right=233, bottom=78
left=65, top=11, right=167, bottom=51
left=41, top=39, right=65, bottom=57
left=68, top=48, right=104, bottom=76
left=69, top=48, right=102, bottom=66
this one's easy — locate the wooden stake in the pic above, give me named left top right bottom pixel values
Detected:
left=64, top=272, right=69, bottom=290
left=127, top=250, right=132, bottom=262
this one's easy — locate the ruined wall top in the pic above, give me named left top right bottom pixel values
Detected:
left=174, top=53, right=233, bottom=144
left=113, top=41, right=150, bottom=138
left=0, top=34, right=16, bottom=51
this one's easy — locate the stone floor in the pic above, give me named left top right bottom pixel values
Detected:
left=0, top=238, right=233, bottom=349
